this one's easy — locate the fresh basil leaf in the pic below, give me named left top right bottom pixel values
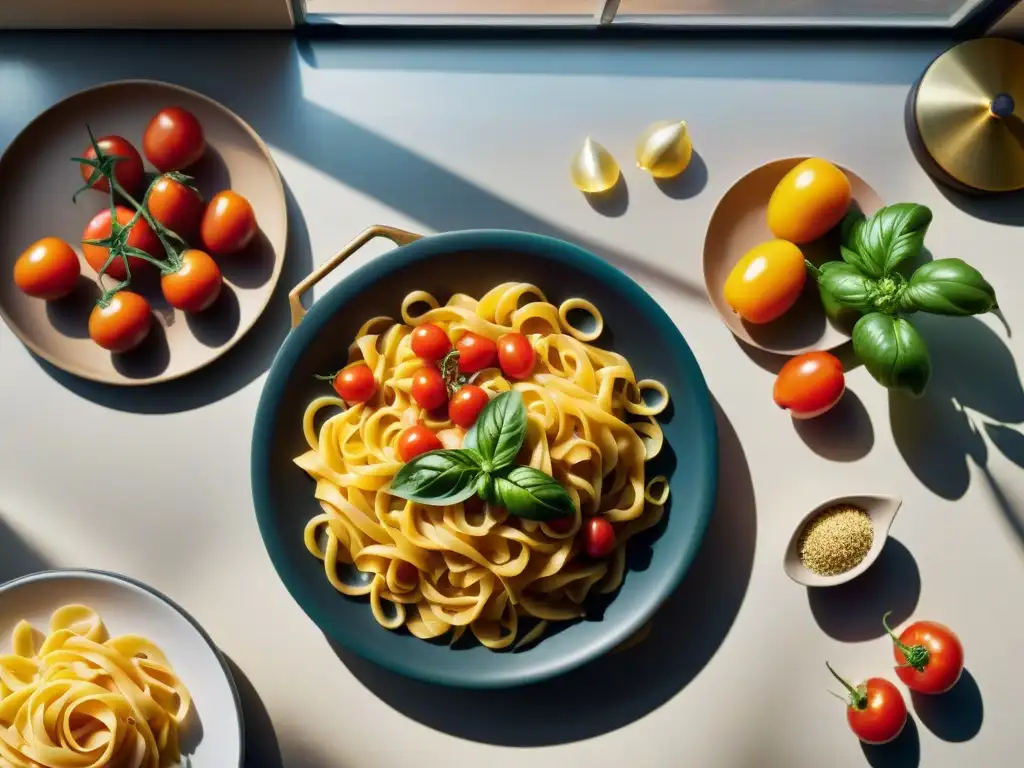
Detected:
left=839, top=209, right=866, bottom=247
left=389, top=450, right=483, bottom=505
left=839, top=245, right=878, bottom=280
left=817, top=261, right=877, bottom=313
left=847, top=203, right=933, bottom=279
left=462, top=390, right=526, bottom=472
left=900, top=258, right=997, bottom=316
left=852, top=313, right=931, bottom=397
left=494, top=466, right=576, bottom=521
left=476, top=472, right=496, bottom=504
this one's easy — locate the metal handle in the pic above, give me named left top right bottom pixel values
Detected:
left=288, top=225, right=422, bottom=329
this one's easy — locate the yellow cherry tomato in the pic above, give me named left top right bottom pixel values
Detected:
left=723, top=239, right=806, bottom=324
left=767, top=158, right=852, bottom=244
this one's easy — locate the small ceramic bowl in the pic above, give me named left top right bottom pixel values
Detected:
left=783, top=494, right=902, bottom=587
left=703, top=158, right=884, bottom=355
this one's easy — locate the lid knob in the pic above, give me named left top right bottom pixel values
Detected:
left=991, top=93, right=1016, bottom=118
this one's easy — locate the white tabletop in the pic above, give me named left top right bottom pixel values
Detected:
left=0, top=33, right=1022, bottom=768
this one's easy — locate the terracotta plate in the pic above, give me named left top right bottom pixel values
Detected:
left=0, top=80, right=287, bottom=385
left=703, top=158, right=883, bottom=355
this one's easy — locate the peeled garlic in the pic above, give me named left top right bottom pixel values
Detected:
left=636, top=120, right=692, bottom=179
left=570, top=136, right=620, bottom=193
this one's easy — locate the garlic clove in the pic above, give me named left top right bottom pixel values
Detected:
left=636, top=120, right=693, bottom=179
left=570, top=136, right=621, bottom=194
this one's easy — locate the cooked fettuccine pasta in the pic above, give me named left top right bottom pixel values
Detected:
left=0, top=605, right=191, bottom=767
left=295, top=282, right=670, bottom=649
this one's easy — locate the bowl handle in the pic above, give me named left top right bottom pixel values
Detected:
left=288, top=225, right=422, bottom=328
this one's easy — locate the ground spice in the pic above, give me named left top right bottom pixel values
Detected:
left=799, top=504, right=874, bottom=576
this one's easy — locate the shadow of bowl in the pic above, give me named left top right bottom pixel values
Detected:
left=328, top=397, right=755, bottom=746
left=808, top=537, right=920, bottom=642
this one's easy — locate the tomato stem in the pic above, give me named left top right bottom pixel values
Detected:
left=882, top=611, right=931, bottom=672
left=825, top=661, right=867, bottom=710
left=73, top=125, right=188, bottom=309
left=439, top=349, right=466, bottom=396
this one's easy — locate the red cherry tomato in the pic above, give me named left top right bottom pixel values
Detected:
left=200, top=191, right=257, bottom=256
left=82, top=205, right=162, bottom=281
left=398, top=425, right=444, bottom=462
left=827, top=663, right=907, bottom=745
left=79, top=135, right=144, bottom=196
left=88, top=291, right=152, bottom=353
left=13, top=237, right=80, bottom=300
left=411, top=367, right=448, bottom=410
left=143, top=106, right=205, bottom=172
left=585, top=517, right=616, bottom=558
left=497, top=333, right=536, bottom=380
left=147, top=175, right=204, bottom=241
left=332, top=363, right=377, bottom=404
left=456, top=332, right=498, bottom=373
left=773, top=351, right=845, bottom=419
left=546, top=516, right=575, bottom=534
left=396, top=561, right=419, bottom=583
left=884, top=612, right=964, bottom=694
left=411, top=323, right=451, bottom=362
left=448, top=385, right=489, bottom=428
left=161, top=249, right=223, bottom=313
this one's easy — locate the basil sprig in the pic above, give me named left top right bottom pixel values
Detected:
left=389, top=391, right=575, bottom=521
left=808, top=203, right=997, bottom=397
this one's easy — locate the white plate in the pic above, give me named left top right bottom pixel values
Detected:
left=0, top=569, right=243, bottom=767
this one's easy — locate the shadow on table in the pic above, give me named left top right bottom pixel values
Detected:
left=331, top=396, right=755, bottom=746
left=224, top=656, right=284, bottom=768
left=0, top=514, right=50, bottom=583
left=861, top=715, right=920, bottom=768
left=808, top=538, right=920, bottom=642
left=794, top=388, right=874, bottom=461
left=34, top=181, right=313, bottom=414
left=888, top=315, right=1024, bottom=551
left=911, top=668, right=984, bottom=743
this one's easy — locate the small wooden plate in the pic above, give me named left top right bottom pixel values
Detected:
left=0, top=80, right=287, bottom=385
left=703, top=158, right=883, bottom=355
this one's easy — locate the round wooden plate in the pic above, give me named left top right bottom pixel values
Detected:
left=0, top=80, right=287, bottom=385
left=703, top=158, right=883, bottom=355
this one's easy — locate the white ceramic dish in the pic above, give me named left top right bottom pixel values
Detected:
left=0, top=569, right=243, bottom=767
left=783, top=494, right=902, bottom=587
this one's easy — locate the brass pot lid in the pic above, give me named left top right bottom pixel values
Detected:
left=913, top=37, right=1024, bottom=194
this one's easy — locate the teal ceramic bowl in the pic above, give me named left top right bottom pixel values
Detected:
left=251, top=229, right=717, bottom=688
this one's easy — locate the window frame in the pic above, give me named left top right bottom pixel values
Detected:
left=296, top=0, right=1021, bottom=36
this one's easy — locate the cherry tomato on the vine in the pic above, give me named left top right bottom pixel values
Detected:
left=148, top=175, right=204, bottom=241
left=498, top=333, right=536, bottom=380
left=585, top=518, right=616, bottom=558
left=398, top=425, right=443, bottom=462
left=13, top=237, right=80, bottom=300
left=161, top=249, right=223, bottom=313
left=411, top=323, right=451, bottom=362
left=773, top=351, right=845, bottom=419
left=883, top=612, right=964, bottom=694
left=200, top=190, right=257, bottom=256
left=456, top=332, right=498, bottom=374
left=143, top=106, right=205, bottom=172
left=411, top=367, right=448, bottom=410
left=449, top=385, right=489, bottom=428
left=82, top=205, right=162, bottom=281
left=332, top=363, right=377, bottom=404
left=88, top=291, right=152, bottom=353
left=80, top=135, right=144, bottom=196
left=826, top=663, right=906, bottom=745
